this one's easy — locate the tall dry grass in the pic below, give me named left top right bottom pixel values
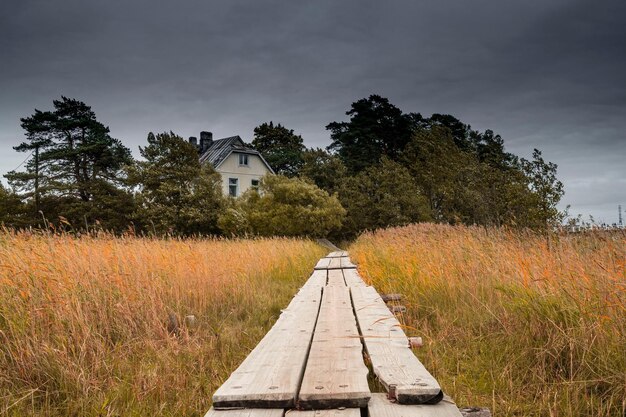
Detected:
left=0, top=231, right=325, bottom=416
left=350, top=223, right=625, bottom=416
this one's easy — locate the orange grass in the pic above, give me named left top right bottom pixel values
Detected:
left=350, top=223, right=626, bottom=416
left=0, top=231, right=325, bottom=416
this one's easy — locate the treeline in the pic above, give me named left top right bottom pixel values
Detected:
left=253, top=95, right=564, bottom=236
left=0, top=95, right=564, bottom=238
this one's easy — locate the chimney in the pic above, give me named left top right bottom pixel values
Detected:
left=199, top=131, right=213, bottom=153
left=189, top=136, right=198, bottom=148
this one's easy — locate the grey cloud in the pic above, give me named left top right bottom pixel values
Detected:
left=0, top=0, right=624, bottom=223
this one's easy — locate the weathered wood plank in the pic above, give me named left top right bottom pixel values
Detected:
left=302, top=270, right=327, bottom=289
left=315, top=256, right=355, bottom=270
left=326, top=269, right=346, bottom=287
left=368, top=393, right=462, bottom=417
left=459, top=408, right=492, bottom=417
left=340, top=257, right=356, bottom=269
left=299, top=286, right=371, bottom=409
left=204, top=408, right=284, bottom=417
left=342, top=269, right=367, bottom=287
left=350, top=286, right=442, bottom=405
left=212, top=286, right=322, bottom=408
left=326, top=251, right=348, bottom=258
left=381, top=293, right=403, bottom=302
left=314, top=258, right=332, bottom=270
left=327, top=257, right=342, bottom=269
left=289, top=408, right=361, bottom=417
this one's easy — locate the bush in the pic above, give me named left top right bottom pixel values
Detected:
left=219, top=175, right=345, bottom=237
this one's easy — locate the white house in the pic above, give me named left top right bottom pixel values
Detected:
left=189, top=131, right=274, bottom=197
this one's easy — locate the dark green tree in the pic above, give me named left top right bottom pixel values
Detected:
left=128, top=132, right=225, bottom=235
left=402, top=127, right=480, bottom=224
left=251, top=122, right=305, bottom=177
left=402, top=127, right=555, bottom=228
left=299, top=148, right=347, bottom=193
left=337, top=157, right=431, bottom=236
left=327, top=95, right=419, bottom=173
left=4, top=97, right=135, bottom=230
left=418, top=113, right=475, bottom=152
left=0, top=184, right=27, bottom=227
left=520, top=149, right=565, bottom=227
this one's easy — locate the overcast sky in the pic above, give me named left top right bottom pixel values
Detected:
left=1, top=0, right=625, bottom=224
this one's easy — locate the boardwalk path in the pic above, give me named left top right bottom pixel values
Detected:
left=207, top=251, right=463, bottom=417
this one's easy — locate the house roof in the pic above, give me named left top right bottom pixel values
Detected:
left=199, top=135, right=275, bottom=173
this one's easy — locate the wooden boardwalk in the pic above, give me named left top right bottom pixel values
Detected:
left=206, top=251, right=463, bottom=417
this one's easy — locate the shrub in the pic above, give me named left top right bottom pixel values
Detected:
left=219, top=175, right=345, bottom=237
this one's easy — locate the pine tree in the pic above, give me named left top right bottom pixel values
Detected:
left=5, top=97, right=134, bottom=230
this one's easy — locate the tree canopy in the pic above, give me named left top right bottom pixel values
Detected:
left=299, top=148, right=347, bottom=193
left=4, top=97, right=134, bottom=230
left=128, top=132, right=224, bottom=236
left=251, top=122, right=305, bottom=177
left=1, top=95, right=566, bottom=237
left=338, top=157, right=431, bottom=236
left=322, top=95, right=565, bottom=233
left=327, top=95, right=418, bottom=174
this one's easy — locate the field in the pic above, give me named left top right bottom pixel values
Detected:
left=2, top=226, right=624, bottom=416
left=350, top=223, right=626, bottom=416
left=0, top=231, right=325, bottom=416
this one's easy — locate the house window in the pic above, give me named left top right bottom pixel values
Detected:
left=228, top=178, right=238, bottom=197
left=251, top=179, right=260, bottom=190
left=239, top=154, right=249, bottom=166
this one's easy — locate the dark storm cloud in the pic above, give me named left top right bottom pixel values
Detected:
left=1, top=0, right=625, bottom=223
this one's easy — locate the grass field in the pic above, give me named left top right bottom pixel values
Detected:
left=2, top=225, right=624, bottom=416
left=0, top=231, right=325, bottom=416
left=349, top=223, right=626, bottom=416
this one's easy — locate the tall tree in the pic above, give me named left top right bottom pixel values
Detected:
left=402, top=126, right=479, bottom=224
left=4, top=97, right=134, bottom=230
left=338, top=157, right=431, bottom=236
left=0, top=184, right=27, bottom=227
left=327, top=95, right=419, bottom=174
left=299, top=148, right=347, bottom=193
left=128, top=132, right=225, bottom=235
left=520, top=149, right=565, bottom=227
left=251, top=122, right=305, bottom=177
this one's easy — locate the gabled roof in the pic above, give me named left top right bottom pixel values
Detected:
left=199, top=135, right=275, bottom=174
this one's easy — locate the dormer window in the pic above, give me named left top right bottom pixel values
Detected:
left=239, top=154, right=249, bottom=166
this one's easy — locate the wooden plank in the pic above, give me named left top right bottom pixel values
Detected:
left=368, top=393, right=462, bottom=417
left=314, top=258, right=332, bottom=270
left=381, top=293, right=403, bottom=302
left=340, top=257, right=356, bottom=269
left=326, top=251, right=348, bottom=258
left=326, top=269, right=346, bottom=287
left=290, top=408, right=361, bottom=417
left=350, top=286, right=442, bottom=405
left=302, top=270, right=327, bottom=289
left=290, top=409, right=360, bottom=417
left=212, top=286, right=322, bottom=408
left=315, top=256, right=354, bottom=270
left=342, top=269, right=367, bottom=287
left=205, top=408, right=283, bottom=417
left=299, top=286, right=371, bottom=409
left=328, top=257, right=342, bottom=269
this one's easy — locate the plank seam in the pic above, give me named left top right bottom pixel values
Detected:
left=348, top=284, right=371, bottom=392
left=294, top=286, right=325, bottom=409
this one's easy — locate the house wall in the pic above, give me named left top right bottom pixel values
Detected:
left=216, top=152, right=272, bottom=197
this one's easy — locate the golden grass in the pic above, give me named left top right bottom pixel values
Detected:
left=350, top=223, right=626, bottom=417
left=0, top=231, right=325, bottom=416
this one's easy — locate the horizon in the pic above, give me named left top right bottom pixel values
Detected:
left=1, top=1, right=625, bottom=224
